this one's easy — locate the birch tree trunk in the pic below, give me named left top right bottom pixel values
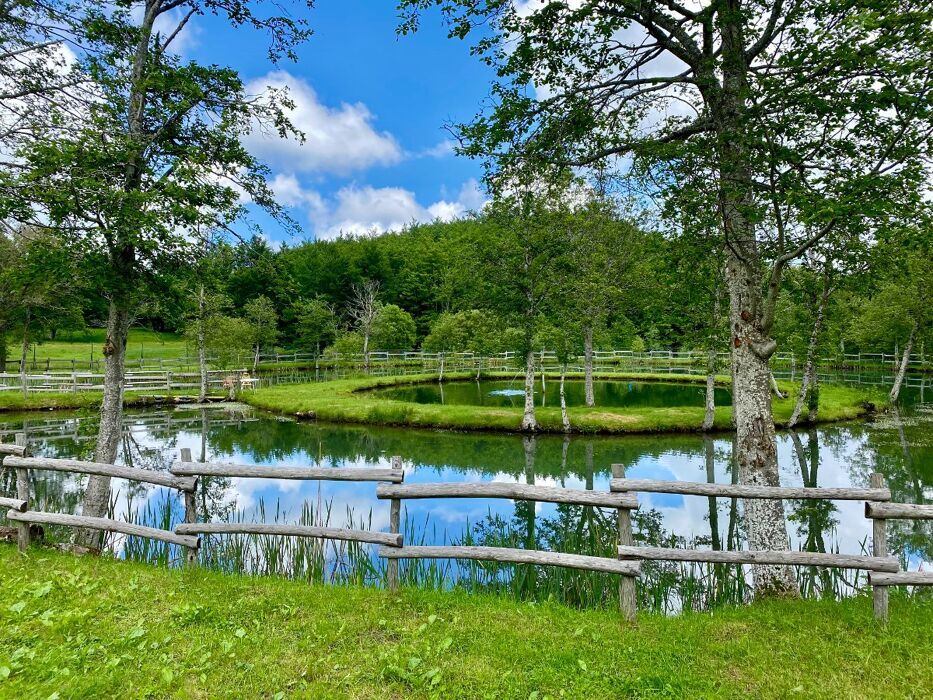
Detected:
left=770, top=373, right=785, bottom=399
left=19, top=309, right=29, bottom=398
left=197, top=284, right=207, bottom=403
left=363, top=331, right=370, bottom=373
left=438, top=352, right=445, bottom=382
left=583, top=325, right=594, bottom=407
left=890, top=325, right=915, bottom=403
left=521, top=349, right=537, bottom=431
left=702, top=345, right=716, bottom=432
left=789, top=282, right=829, bottom=427
left=559, top=365, right=570, bottom=433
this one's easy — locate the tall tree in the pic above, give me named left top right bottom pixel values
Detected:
left=347, top=279, right=381, bottom=372
left=2, top=0, right=313, bottom=535
left=401, top=0, right=933, bottom=596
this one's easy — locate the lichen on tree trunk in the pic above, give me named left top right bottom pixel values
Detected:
left=725, top=253, right=798, bottom=596
left=78, top=301, right=131, bottom=546
left=559, top=366, right=570, bottom=433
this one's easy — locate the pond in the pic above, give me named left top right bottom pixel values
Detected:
left=368, top=379, right=733, bottom=408
left=1, top=377, right=930, bottom=612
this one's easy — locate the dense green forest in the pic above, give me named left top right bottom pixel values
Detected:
left=2, top=215, right=928, bottom=365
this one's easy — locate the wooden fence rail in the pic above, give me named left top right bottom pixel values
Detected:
left=376, top=478, right=641, bottom=619
left=3, top=441, right=930, bottom=625
left=863, top=481, right=933, bottom=621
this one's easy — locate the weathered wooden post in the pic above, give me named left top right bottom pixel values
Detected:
left=387, top=455, right=402, bottom=592
left=870, top=472, right=888, bottom=623
left=613, top=462, right=637, bottom=622
left=15, top=432, right=29, bottom=552
left=179, top=448, right=199, bottom=567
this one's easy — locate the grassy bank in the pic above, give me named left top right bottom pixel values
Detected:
left=0, top=547, right=929, bottom=699
left=0, top=390, right=223, bottom=413
left=242, top=372, right=885, bottom=434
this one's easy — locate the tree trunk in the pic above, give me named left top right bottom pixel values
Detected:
left=19, top=309, right=30, bottom=398
left=725, top=256, right=797, bottom=596
left=438, top=352, right=445, bottom=382
left=521, top=349, right=537, bottom=431
left=890, top=325, right=915, bottom=403
left=559, top=365, right=570, bottom=433
left=770, top=373, right=785, bottom=399
left=584, top=326, right=595, bottom=407
left=0, top=330, right=8, bottom=373
left=79, top=301, right=132, bottom=544
left=363, top=331, right=370, bottom=373
left=702, top=345, right=716, bottom=432
left=252, top=343, right=260, bottom=372
left=705, top=435, right=721, bottom=551
left=197, top=284, right=207, bottom=403
left=789, top=282, right=828, bottom=427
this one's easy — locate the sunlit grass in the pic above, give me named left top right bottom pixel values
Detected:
left=1, top=545, right=930, bottom=699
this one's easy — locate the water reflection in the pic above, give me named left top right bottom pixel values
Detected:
left=369, top=379, right=732, bottom=408
left=1, top=383, right=930, bottom=609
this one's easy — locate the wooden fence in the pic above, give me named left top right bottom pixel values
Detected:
left=2, top=440, right=929, bottom=622
left=0, top=369, right=254, bottom=394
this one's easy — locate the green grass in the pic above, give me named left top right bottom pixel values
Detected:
left=6, top=328, right=189, bottom=366
left=0, top=546, right=929, bottom=699
left=0, top=390, right=220, bottom=413
left=242, top=372, right=887, bottom=434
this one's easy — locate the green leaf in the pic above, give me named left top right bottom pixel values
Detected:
left=0, top=666, right=10, bottom=680
left=8, top=601, right=26, bottom=614
left=234, top=628, right=246, bottom=639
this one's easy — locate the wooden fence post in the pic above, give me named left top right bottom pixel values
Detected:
left=613, top=463, right=637, bottom=622
left=15, top=432, right=30, bottom=552
left=387, top=455, right=402, bottom=592
left=180, top=448, right=198, bottom=567
left=871, top=472, right=888, bottom=623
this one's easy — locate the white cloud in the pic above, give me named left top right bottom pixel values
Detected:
left=266, top=175, right=488, bottom=240
left=245, top=71, right=403, bottom=175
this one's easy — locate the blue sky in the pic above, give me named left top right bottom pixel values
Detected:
left=177, top=1, right=493, bottom=243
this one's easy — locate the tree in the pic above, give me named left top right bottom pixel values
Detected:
left=347, top=279, right=381, bottom=372
left=849, top=243, right=933, bottom=402
left=401, top=0, right=933, bottom=596
left=293, top=298, right=337, bottom=357
left=423, top=309, right=502, bottom=380
left=371, top=304, right=417, bottom=351
left=478, top=191, right=572, bottom=432
left=0, top=0, right=315, bottom=532
left=0, top=229, right=84, bottom=393
left=204, top=315, right=253, bottom=371
left=244, top=295, right=279, bottom=370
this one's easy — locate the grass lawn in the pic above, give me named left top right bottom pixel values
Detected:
left=242, top=372, right=886, bottom=434
left=0, top=546, right=929, bottom=699
left=6, top=328, right=189, bottom=366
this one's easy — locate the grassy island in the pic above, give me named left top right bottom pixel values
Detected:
left=242, top=372, right=886, bottom=434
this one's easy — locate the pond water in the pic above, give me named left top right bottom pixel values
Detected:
left=368, top=379, right=733, bottom=408
left=1, top=377, right=930, bottom=611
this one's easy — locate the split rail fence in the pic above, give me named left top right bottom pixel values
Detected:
left=2, top=440, right=930, bottom=622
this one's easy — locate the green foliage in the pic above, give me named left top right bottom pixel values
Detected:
left=243, top=295, right=279, bottom=359
left=327, top=331, right=365, bottom=356
left=204, top=316, right=254, bottom=370
left=371, top=304, right=418, bottom=350
left=292, top=298, right=337, bottom=354
left=423, top=310, right=501, bottom=355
